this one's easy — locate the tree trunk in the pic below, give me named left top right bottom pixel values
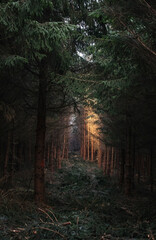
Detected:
left=49, top=141, right=54, bottom=173
left=4, top=131, right=11, bottom=177
left=110, top=147, right=114, bottom=176
left=103, top=145, right=107, bottom=175
left=107, top=146, right=111, bottom=176
left=83, top=117, right=86, bottom=160
left=29, top=140, right=32, bottom=167
left=91, top=135, right=94, bottom=162
left=10, top=135, right=15, bottom=185
left=62, top=134, right=66, bottom=160
left=137, top=153, right=140, bottom=184
left=47, top=143, right=50, bottom=168
left=125, top=127, right=132, bottom=195
left=87, top=124, right=90, bottom=161
left=34, top=63, right=47, bottom=204
left=131, top=134, right=136, bottom=189
left=80, top=121, right=83, bottom=157
left=65, top=146, right=69, bottom=160
left=150, top=146, right=154, bottom=193
left=98, top=140, right=102, bottom=168
left=57, top=146, right=61, bottom=169
left=0, top=140, right=3, bottom=177
left=119, top=148, right=125, bottom=187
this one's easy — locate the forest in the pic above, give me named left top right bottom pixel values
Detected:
left=0, top=0, right=156, bottom=239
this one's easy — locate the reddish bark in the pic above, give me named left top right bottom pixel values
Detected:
left=98, top=141, right=102, bottom=168
left=91, top=135, right=94, bottom=162
left=83, top=118, right=86, bottom=160
left=110, top=147, right=114, bottom=176
left=87, top=124, right=90, bottom=161
left=34, top=63, right=47, bottom=203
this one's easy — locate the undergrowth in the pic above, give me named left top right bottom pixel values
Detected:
left=0, top=154, right=155, bottom=239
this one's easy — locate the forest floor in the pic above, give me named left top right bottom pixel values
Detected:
left=0, top=154, right=156, bottom=240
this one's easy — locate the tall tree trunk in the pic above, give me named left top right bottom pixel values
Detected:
left=62, top=134, right=66, bottom=160
left=87, top=124, right=90, bottom=161
left=10, top=134, right=15, bottom=186
left=98, top=140, right=102, bottom=168
left=19, top=143, right=23, bottom=171
left=91, top=135, right=94, bottom=162
left=119, top=148, right=125, bottom=187
left=65, top=146, right=69, bottom=160
left=34, top=63, right=47, bottom=204
left=137, top=153, right=140, bottom=184
left=54, top=145, right=57, bottom=159
left=47, top=143, right=50, bottom=168
left=110, top=147, right=114, bottom=176
left=4, top=131, right=11, bottom=177
left=0, top=139, right=3, bottom=177
left=29, top=140, right=32, bottom=167
left=4, top=128, right=14, bottom=189
left=150, top=146, right=154, bottom=193
left=49, top=140, right=54, bottom=173
left=103, top=145, right=107, bottom=175
left=80, top=121, right=83, bottom=157
left=83, top=114, right=86, bottom=160
left=125, top=127, right=132, bottom=195
left=131, top=134, right=136, bottom=189
left=107, top=146, right=111, bottom=176
left=57, top=146, right=61, bottom=169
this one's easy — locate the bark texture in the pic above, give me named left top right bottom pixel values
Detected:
left=34, top=62, right=47, bottom=203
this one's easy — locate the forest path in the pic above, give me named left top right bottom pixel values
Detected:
left=46, top=153, right=155, bottom=240
left=0, top=154, right=155, bottom=239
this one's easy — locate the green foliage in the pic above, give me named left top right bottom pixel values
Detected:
left=1, top=55, right=28, bottom=68
left=0, top=0, right=75, bottom=70
left=84, top=0, right=156, bottom=148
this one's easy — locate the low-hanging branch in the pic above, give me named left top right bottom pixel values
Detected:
left=139, top=0, right=156, bottom=16
left=103, top=5, right=156, bottom=57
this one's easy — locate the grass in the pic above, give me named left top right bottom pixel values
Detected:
left=0, top=154, right=155, bottom=239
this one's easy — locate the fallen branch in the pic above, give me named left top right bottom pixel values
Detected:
left=36, top=226, right=67, bottom=239
left=38, top=208, right=54, bottom=223
left=46, top=208, right=58, bottom=222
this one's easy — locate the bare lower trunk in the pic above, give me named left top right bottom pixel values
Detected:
left=131, top=134, right=136, bottom=189
left=29, top=140, right=32, bottom=167
left=66, top=145, right=69, bottom=160
left=119, top=148, right=125, bottom=187
left=107, top=146, right=111, bottom=176
left=91, top=135, right=94, bottom=162
left=4, top=128, right=14, bottom=189
left=98, top=140, right=102, bottom=168
left=57, top=146, right=61, bottom=169
left=125, top=127, right=132, bottom=195
left=83, top=118, right=86, bottom=160
left=110, top=147, right=114, bottom=176
left=150, top=146, right=154, bottom=193
left=103, top=145, right=107, bottom=175
left=34, top=63, right=47, bottom=204
left=87, top=124, right=90, bottom=161
left=49, top=141, right=54, bottom=173
left=62, top=134, right=66, bottom=160
left=4, top=131, right=11, bottom=177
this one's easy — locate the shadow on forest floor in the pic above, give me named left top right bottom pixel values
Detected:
left=0, top=154, right=156, bottom=239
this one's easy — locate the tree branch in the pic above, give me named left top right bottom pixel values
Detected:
left=107, top=6, right=156, bottom=57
